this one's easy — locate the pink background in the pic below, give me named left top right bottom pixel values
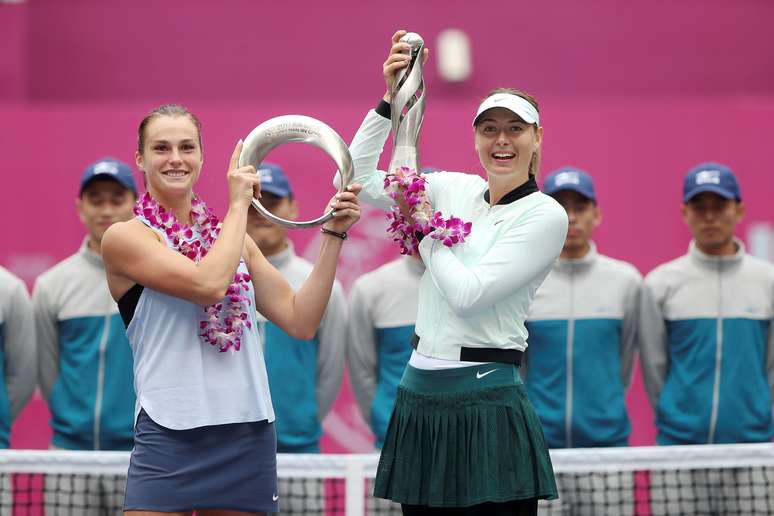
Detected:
left=2, top=1, right=774, bottom=451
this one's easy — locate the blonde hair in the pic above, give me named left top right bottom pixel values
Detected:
left=478, top=88, right=541, bottom=178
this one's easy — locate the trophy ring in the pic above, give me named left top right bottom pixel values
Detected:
left=239, top=115, right=354, bottom=229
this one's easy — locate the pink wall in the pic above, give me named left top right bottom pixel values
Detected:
left=4, top=96, right=773, bottom=278
left=0, top=3, right=25, bottom=99
left=3, top=1, right=774, bottom=451
left=15, top=1, right=774, bottom=101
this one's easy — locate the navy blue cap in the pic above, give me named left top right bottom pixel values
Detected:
left=683, top=162, right=741, bottom=202
left=257, top=162, right=292, bottom=197
left=543, top=167, right=596, bottom=202
left=80, top=158, right=137, bottom=195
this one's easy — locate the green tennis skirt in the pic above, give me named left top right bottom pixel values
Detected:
left=374, top=364, right=557, bottom=507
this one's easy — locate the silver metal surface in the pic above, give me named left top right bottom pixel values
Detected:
left=239, top=115, right=354, bottom=228
left=388, top=32, right=426, bottom=173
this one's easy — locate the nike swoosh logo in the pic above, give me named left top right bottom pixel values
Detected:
left=493, top=220, right=504, bottom=225
left=272, top=494, right=279, bottom=501
left=476, top=369, right=498, bottom=379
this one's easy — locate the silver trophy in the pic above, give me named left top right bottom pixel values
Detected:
left=239, top=115, right=354, bottom=229
left=388, top=32, right=426, bottom=173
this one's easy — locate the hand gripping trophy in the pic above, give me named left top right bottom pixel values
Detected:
left=382, top=32, right=471, bottom=255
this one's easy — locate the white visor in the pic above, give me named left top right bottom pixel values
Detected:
left=472, top=93, right=540, bottom=127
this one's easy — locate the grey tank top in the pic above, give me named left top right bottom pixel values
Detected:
left=125, top=221, right=274, bottom=429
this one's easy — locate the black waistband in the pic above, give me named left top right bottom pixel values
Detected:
left=410, top=334, right=523, bottom=366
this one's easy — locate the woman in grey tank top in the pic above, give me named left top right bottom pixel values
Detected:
left=101, top=104, right=362, bottom=515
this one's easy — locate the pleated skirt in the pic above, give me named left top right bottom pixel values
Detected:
left=374, top=364, right=558, bottom=507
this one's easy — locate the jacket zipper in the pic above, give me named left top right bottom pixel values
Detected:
left=707, top=264, right=723, bottom=444
left=566, top=269, right=575, bottom=448
left=93, top=308, right=111, bottom=450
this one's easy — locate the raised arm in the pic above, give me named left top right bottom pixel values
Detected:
left=245, top=186, right=362, bottom=340
left=336, top=109, right=393, bottom=209
left=334, top=30, right=430, bottom=210
left=102, top=141, right=262, bottom=307
left=418, top=202, right=567, bottom=316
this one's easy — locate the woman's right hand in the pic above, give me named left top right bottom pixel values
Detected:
left=227, top=140, right=261, bottom=209
left=382, top=30, right=430, bottom=102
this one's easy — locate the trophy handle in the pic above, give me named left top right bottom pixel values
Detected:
left=239, top=115, right=354, bottom=229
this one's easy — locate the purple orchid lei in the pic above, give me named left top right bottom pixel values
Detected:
left=384, top=167, right=472, bottom=255
left=134, top=192, right=252, bottom=353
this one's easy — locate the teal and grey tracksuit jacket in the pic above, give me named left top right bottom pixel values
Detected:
left=640, top=239, right=774, bottom=445
left=525, top=243, right=641, bottom=448
left=259, top=242, right=347, bottom=453
left=347, top=256, right=423, bottom=449
left=0, top=266, right=37, bottom=448
left=32, top=239, right=135, bottom=450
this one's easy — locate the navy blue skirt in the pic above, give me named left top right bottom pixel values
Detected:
left=124, top=409, right=279, bottom=513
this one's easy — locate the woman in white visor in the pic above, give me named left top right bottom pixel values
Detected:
left=338, top=30, right=568, bottom=516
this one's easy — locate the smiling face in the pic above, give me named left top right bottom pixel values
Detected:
left=474, top=107, right=542, bottom=183
left=135, top=114, right=203, bottom=200
left=682, top=192, right=744, bottom=255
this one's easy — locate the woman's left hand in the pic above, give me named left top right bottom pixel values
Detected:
left=323, top=184, right=363, bottom=234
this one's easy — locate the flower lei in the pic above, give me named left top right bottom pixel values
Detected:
left=384, top=167, right=472, bottom=255
left=134, top=192, right=252, bottom=353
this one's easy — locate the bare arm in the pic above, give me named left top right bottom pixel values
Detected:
left=102, top=142, right=261, bottom=307
left=245, top=186, right=362, bottom=340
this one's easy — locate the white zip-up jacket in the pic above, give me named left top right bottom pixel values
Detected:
left=525, top=243, right=641, bottom=448
left=339, top=109, right=568, bottom=359
left=0, top=266, right=36, bottom=448
left=639, top=239, right=774, bottom=444
left=32, top=239, right=135, bottom=450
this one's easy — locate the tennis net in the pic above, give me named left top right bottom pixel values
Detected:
left=1, top=443, right=773, bottom=515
